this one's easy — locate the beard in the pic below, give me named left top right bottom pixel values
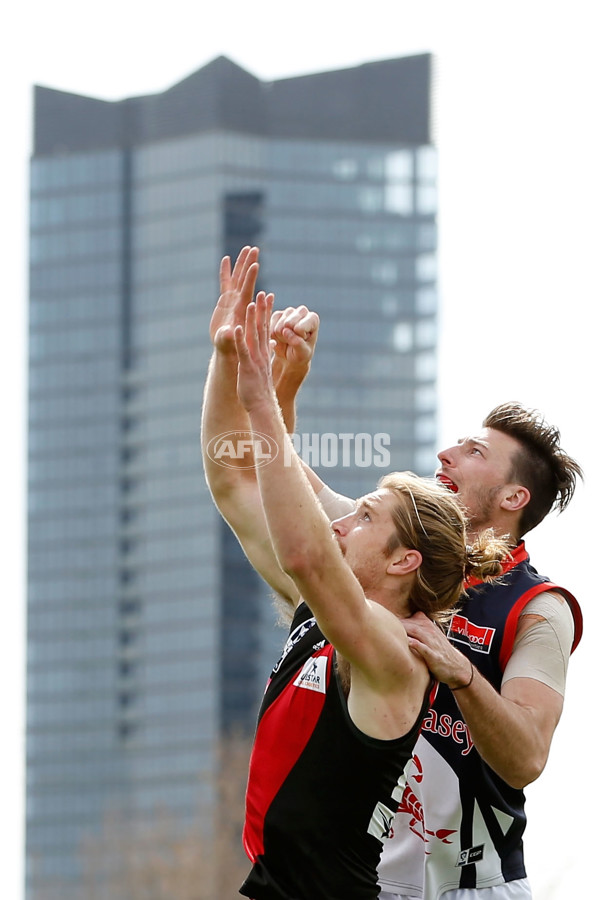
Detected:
left=465, top=483, right=504, bottom=532
left=347, top=550, right=388, bottom=594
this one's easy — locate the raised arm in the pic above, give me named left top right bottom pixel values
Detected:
left=234, top=295, right=417, bottom=687
left=270, top=305, right=356, bottom=515
left=271, top=305, right=319, bottom=432
left=201, top=247, right=299, bottom=605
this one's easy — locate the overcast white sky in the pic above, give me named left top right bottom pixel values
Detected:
left=3, top=2, right=598, bottom=896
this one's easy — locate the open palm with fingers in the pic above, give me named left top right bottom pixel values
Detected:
left=210, top=246, right=260, bottom=354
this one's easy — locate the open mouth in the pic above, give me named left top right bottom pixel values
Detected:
left=437, top=474, right=459, bottom=493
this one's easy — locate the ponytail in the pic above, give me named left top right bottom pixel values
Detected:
left=464, top=529, right=510, bottom=582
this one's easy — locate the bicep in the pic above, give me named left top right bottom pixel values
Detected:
left=500, top=593, right=573, bottom=750
left=502, top=591, right=575, bottom=695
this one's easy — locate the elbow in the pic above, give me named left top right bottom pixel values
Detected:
left=506, top=773, right=539, bottom=791
left=521, top=758, right=548, bottom=789
left=203, top=469, right=233, bottom=507
left=504, top=773, right=532, bottom=791
left=203, top=467, right=251, bottom=524
left=280, top=548, right=313, bottom=582
left=203, top=452, right=252, bottom=500
left=280, top=542, right=326, bottom=585
left=503, top=754, right=547, bottom=790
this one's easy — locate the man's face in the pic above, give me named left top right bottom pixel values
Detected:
left=436, top=427, right=522, bottom=531
left=331, top=489, right=400, bottom=592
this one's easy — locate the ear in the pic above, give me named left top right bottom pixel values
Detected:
left=387, top=549, right=422, bottom=577
left=499, top=484, right=530, bottom=513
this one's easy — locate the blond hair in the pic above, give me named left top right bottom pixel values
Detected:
left=379, top=472, right=508, bottom=624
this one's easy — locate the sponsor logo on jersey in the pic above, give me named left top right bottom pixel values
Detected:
left=293, top=655, right=328, bottom=694
left=448, top=613, right=495, bottom=654
left=421, top=709, right=474, bottom=756
left=367, top=800, right=397, bottom=843
left=393, top=756, right=458, bottom=847
left=272, top=617, right=317, bottom=674
left=456, top=844, right=484, bottom=867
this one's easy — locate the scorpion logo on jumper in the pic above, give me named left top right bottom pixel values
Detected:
left=394, top=756, right=457, bottom=851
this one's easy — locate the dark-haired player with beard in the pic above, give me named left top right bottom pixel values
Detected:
left=270, top=307, right=583, bottom=900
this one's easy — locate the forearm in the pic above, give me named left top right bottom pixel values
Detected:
left=405, top=613, right=561, bottom=789
left=237, top=295, right=362, bottom=638
left=249, top=397, right=363, bottom=643
left=273, top=358, right=311, bottom=433
left=202, top=352, right=300, bottom=604
left=202, top=352, right=321, bottom=512
left=451, top=668, right=561, bottom=788
left=201, top=351, right=252, bottom=498
left=272, top=362, right=341, bottom=505
left=249, top=398, right=333, bottom=575
left=271, top=305, right=318, bottom=433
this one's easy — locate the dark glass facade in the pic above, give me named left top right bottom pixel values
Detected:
left=27, top=54, right=437, bottom=897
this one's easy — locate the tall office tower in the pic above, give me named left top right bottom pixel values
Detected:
left=27, top=54, right=437, bottom=897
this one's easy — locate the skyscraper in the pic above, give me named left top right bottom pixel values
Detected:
left=27, top=54, right=437, bottom=897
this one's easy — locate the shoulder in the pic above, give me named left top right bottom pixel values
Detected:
left=522, top=589, right=574, bottom=623
left=516, top=590, right=575, bottom=646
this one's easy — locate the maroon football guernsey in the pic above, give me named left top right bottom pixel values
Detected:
left=377, top=543, right=583, bottom=897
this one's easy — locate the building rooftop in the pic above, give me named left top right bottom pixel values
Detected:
left=33, top=53, right=433, bottom=155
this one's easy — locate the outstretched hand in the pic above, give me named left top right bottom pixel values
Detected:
left=234, top=292, right=276, bottom=413
left=271, top=305, right=320, bottom=370
left=210, top=246, right=260, bottom=354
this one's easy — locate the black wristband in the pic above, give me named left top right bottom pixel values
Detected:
left=450, top=661, right=474, bottom=691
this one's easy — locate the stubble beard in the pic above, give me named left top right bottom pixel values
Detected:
left=465, top=484, right=505, bottom=536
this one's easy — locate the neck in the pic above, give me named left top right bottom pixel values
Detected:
left=467, top=510, right=522, bottom=547
left=468, top=520, right=520, bottom=548
left=369, top=584, right=412, bottom=619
